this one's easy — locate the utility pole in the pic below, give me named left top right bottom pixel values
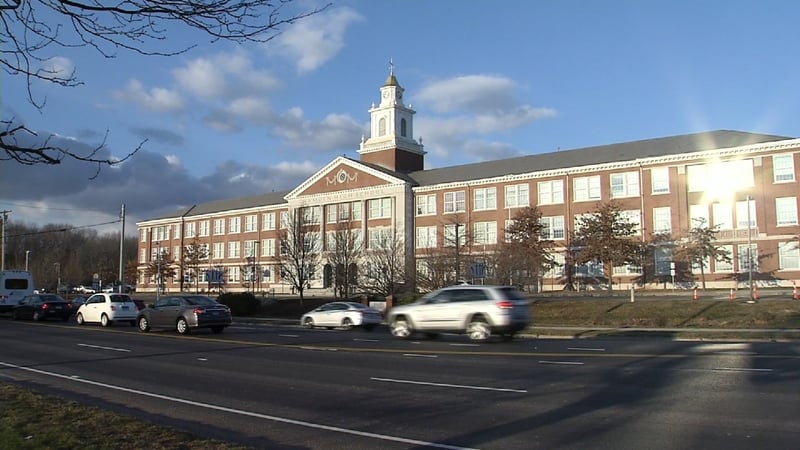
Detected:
left=118, top=204, right=125, bottom=293
left=0, top=210, right=10, bottom=271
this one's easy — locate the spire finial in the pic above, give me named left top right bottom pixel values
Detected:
left=389, top=58, right=394, bottom=76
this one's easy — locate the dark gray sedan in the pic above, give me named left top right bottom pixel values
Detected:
left=136, top=295, right=232, bottom=334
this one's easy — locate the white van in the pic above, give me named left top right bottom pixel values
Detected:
left=0, top=270, right=35, bottom=313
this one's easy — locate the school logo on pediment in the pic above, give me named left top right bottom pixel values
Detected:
left=327, top=168, right=359, bottom=185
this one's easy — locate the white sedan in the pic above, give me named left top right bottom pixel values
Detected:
left=301, top=302, right=383, bottom=331
left=75, top=293, right=138, bottom=327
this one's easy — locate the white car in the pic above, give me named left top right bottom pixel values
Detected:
left=301, top=302, right=383, bottom=331
left=75, top=293, right=138, bottom=327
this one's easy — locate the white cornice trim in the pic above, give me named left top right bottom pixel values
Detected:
left=285, top=157, right=408, bottom=200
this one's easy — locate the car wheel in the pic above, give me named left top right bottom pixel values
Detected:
left=100, top=314, right=112, bottom=327
left=390, top=317, right=413, bottom=339
left=176, top=317, right=189, bottom=334
left=341, top=317, right=354, bottom=330
left=467, top=318, right=491, bottom=341
left=302, top=317, right=314, bottom=329
left=32, top=311, right=41, bottom=321
left=76, top=313, right=85, bottom=325
left=137, top=316, right=150, bottom=332
left=211, top=326, right=225, bottom=334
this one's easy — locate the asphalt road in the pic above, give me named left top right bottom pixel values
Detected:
left=1, top=318, right=799, bottom=449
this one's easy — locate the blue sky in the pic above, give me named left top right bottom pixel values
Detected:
left=2, top=0, right=799, bottom=234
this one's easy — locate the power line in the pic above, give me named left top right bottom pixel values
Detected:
left=0, top=200, right=104, bottom=213
left=6, top=220, right=122, bottom=238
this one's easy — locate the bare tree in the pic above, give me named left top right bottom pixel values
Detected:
left=183, top=237, right=209, bottom=293
left=2, top=0, right=329, bottom=172
left=502, top=206, right=555, bottom=292
left=277, top=208, right=321, bottom=305
left=326, top=222, right=362, bottom=300
left=574, top=201, right=644, bottom=292
left=359, top=227, right=407, bottom=298
left=673, top=218, right=731, bottom=289
left=143, top=249, right=176, bottom=293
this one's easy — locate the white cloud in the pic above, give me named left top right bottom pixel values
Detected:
left=267, top=7, right=364, bottom=73
left=173, top=52, right=281, bottom=100
left=173, top=58, right=226, bottom=98
left=114, top=79, right=184, bottom=112
left=416, top=75, right=519, bottom=113
left=40, top=56, right=74, bottom=80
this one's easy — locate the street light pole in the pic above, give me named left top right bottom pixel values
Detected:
left=746, top=195, right=754, bottom=301
left=155, top=241, right=161, bottom=302
left=25, top=250, right=31, bottom=271
left=54, top=263, right=61, bottom=294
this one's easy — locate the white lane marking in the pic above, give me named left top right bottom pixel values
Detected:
left=567, top=347, right=605, bottom=352
left=538, top=361, right=585, bottom=366
left=714, top=351, right=757, bottom=356
left=279, top=334, right=299, bottom=338
left=77, top=343, right=131, bottom=353
left=197, top=358, right=208, bottom=361
left=371, top=377, right=527, bottom=393
left=449, top=343, right=480, bottom=347
left=403, top=354, right=438, bottom=358
left=716, top=367, right=773, bottom=373
left=299, top=347, right=338, bottom=352
left=0, top=361, right=477, bottom=450
left=353, top=338, right=379, bottom=342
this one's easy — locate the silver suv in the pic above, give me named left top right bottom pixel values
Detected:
left=387, top=285, right=530, bottom=341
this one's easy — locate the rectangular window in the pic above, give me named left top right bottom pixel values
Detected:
left=199, top=244, right=209, bottom=260
left=327, top=205, right=337, bottom=224
left=245, top=215, right=258, bottom=233
left=228, top=267, right=240, bottom=283
left=416, top=194, right=437, bottom=216
left=620, top=210, right=641, bottom=235
left=280, top=211, right=288, bottom=229
left=173, top=224, right=181, bottom=240
left=279, top=238, right=288, bottom=256
left=776, top=197, right=798, bottom=226
left=505, top=184, right=530, bottom=208
left=473, top=221, right=497, bottom=245
left=712, top=203, right=733, bottom=230
left=214, top=219, right=225, bottom=235
left=687, top=160, right=754, bottom=193
left=261, top=238, right=275, bottom=257
left=140, top=229, right=147, bottom=242
left=735, top=199, right=756, bottom=229
left=473, top=187, right=497, bottom=211
left=714, top=245, right=733, bottom=272
left=651, top=167, right=670, bottom=194
left=574, top=213, right=592, bottom=234
left=229, top=217, right=241, bottom=234
left=778, top=242, right=800, bottom=270
left=415, top=226, right=437, bottom=248
left=368, top=198, right=392, bottom=219
left=443, top=223, right=467, bottom=247
left=544, top=253, right=566, bottom=278
left=689, top=204, right=709, bottom=227
left=244, top=240, right=258, bottom=258
left=339, top=203, right=351, bottom=221
left=652, top=207, right=672, bottom=234
left=573, top=176, right=601, bottom=202
left=228, top=241, right=241, bottom=258
left=368, top=227, right=392, bottom=249
left=184, top=222, right=196, bottom=238
left=302, top=206, right=321, bottom=225
left=351, top=202, right=362, bottom=220
left=139, top=249, right=146, bottom=263
left=773, top=154, right=795, bottom=183
left=654, top=247, right=672, bottom=275
left=199, top=220, right=210, bottom=237
left=262, top=213, right=276, bottom=231
left=444, top=191, right=466, bottom=213
left=539, top=216, right=565, bottom=240
left=213, top=242, right=224, bottom=260
left=325, top=231, right=336, bottom=252
left=737, top=244, right=758, bottom=272
left=537, top=180, right=563, bottom=205
left=610, top=171, right=640, bottom=199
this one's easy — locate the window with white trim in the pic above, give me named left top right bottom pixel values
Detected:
left=416, top=226, right=437, bottom=248
left=368, top=198, right=392, bottom=219
left=339, top=203, right=351, bottom=221
left=776, top=197, right=798, bottom=226
left=261, top=238, right=275, bottom=257
left=140, top=229, right=147, bottom=242
left=778, top=242, right=800, bottom=269
left=773, top=154, right=795, bottom=183
left=199, top=220, right=210, bottom=237
left=280, top=211, right=288, bottom=229
left=505, top=184, right=530, bottom=208
left=368, top=227, right=392, bottom=249
left=245, top=215, right=258, bottom=232
left=244, top=240, right=258, bottom=258
left=574, top=213, right=592, bottom=233
left=712, top=203, right=733, bottom=230
left=327, top=205, right=337, bottom=224
left=573, top=176, right=601, bottom=202
left=443, top=223, right=467, bottom=247
left=213, top=242, right=224, bottom=259
left=620, top=210, right=641, bottom=235
left=503, top=219, right=513, bottom=242
left=610, top=171, right=640, bottom=198
left=473, top=221, right=497, bottom=245
left=229, top=217, right=241, bottom=233
left=714, top=245, right=734, bottom=272
left=691, top=256, right=710, bottom=274
left=199, top=244, right=209, bottom=260
left=537, top=180, right=563, bottom=205
left=228, top=241, right=241, bottom=258
left=689, top=204, right=709, bottom=227
left=687, top=160, right=754, bottom=193
left=539, top=216, right=565, bottom=240
left=262, top=213, right=276, bottom=231
left=214, top=219, right=225, bottom=235
left=651, top=167, right=669, bottom=194
left=416, top=194, right=436, bottom=216
left=444, top=191, right=466, bottom=213
left=228, top=266, right=240, bottom=283
left=351, top=202, right=362, bottom=220
left=735, top=199, right=756, bottom=229
left=544, top=253, right=566, bottom=278
left=139, top=249, right=146, bottom=263
left=173, top=224, right=181, bottom=240
left=153, top=225, right=169, bottom=241
left=613, top=263, right=643, bottom=275
left=302, top=206, right=321, bottom=225
left=654, top=247, right=672, bottom=275
left=473, top=187, right=497, bottom=211
left=737, top=244, right=758, bottom=272
left=184, top=222, right=196, bottom=238
left=652, top=207, right=672, bottom=234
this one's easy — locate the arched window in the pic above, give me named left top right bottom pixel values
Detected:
left=378, top=117, right=386, bottom=136
left=400, top=118, right=407, bottom=137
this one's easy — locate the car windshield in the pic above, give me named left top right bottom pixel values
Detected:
left=183, top=296, right=218, bottom=306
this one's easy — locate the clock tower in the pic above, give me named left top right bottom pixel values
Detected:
left=358, top=63, right=425, bottom=173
